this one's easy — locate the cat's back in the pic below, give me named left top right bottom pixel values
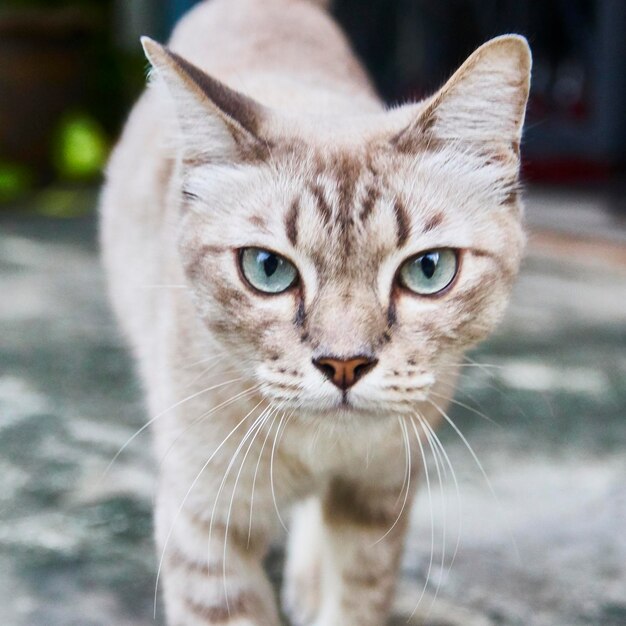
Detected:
left=168, top=0, right=377, bottom=112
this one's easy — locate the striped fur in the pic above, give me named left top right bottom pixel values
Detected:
left=100, top=0, right=531, bottom=624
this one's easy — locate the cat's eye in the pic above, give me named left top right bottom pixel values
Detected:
left=398, top=249, right=459, bottom=295
left=239, top=248, right=298, bottom=294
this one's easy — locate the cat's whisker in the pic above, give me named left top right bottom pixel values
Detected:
left=463, top=355, right=506, bottom=372
left=441, top=360, right=553, bottom=430
left=435, top=371, right=530, bottom=432
left=248, top=404, right=282, bottom=547
left=270, top=413, right=289, bottom=532
left=371, top=417, right=412, bottom=547
left=426, top=399, right=521, bottom=563
left=105, top=376, right=246, bottom=478
left=152, top=399, right=262, bottom=617
left=417, top=415, right=463, bottom=608
left=418, top=414, right=463, bottom=577
left=407, top=414, right=435, bottom=613
left=180, top=354, right=230, bottom=389
left=421, top=418, right=447, bottom=480
left=394, top=416, right=411, bottom=508
left=224, top=409, right=273, bottom=602
left=174, top=368, right=247, bottom=407
left=177, top=350, right=229, bottom=370
left=214, top=404, right=273, bottom=613
left=260, top=408, right=286, bottom=530
left=433, top=374, right=496, bottom=413
left=152, top=384, right=261, bottom=469
left=207, top=403, right=271, bottom=551
left=413, top=414, right=446, bottom=621
left=153, top=384, right=264, bottom=508
left=457, top=366, right=547, bottom=428
left=426, top=399, right=495, bottom=500
left=436, top=359, right=506, bottom=403
left=429, top=390, right=500, bottom=426
left=438, top=361, right=504, bottom=370
left=180, top=348, right=255, bottom=377
left=269, top=408, right=294, bottom=533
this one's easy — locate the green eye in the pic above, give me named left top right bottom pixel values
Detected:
left=399, top=249, right=458, bottom=295
left=239, top=248, right=298, bottom=294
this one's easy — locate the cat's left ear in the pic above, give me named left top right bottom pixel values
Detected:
left=393, top=35, right=531, bottom=157
left=141, top=37, right=270, bottom=163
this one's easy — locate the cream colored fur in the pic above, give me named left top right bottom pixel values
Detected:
left=100, top=0, right=531, bottom=624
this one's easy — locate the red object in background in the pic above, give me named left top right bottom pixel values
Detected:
left=522, top=158, right=613, bottom=184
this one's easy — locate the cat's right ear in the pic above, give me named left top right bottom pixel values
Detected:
left=141, top=37, right=270, bottom=163
left=392, top=36, right=531, bottom=157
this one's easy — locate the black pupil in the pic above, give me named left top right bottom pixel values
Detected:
left=260, top=252, right=279, bottom=277
left=420, top=252, right=438, bottom=279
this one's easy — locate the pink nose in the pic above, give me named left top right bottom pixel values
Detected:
left=313, top=356, right=378, bottom=390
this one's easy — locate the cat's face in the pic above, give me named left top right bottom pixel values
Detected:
left=144, top=36, right=530, bottom=419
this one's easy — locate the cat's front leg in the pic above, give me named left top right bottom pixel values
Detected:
left=313, top=477, right=414, bottom=626
left=156, top=496, right=281, bottom=626
left=283, top=498, right=324, bottom=625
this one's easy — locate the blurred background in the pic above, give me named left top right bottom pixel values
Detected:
left=1, top=1, right=625, bottom=625
left=2, top=0, right=626, bottom=202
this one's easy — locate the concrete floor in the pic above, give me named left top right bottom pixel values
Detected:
left=1, top=190, right=625, bottom=626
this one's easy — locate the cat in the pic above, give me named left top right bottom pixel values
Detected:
left=99, top=0, right=531, bottom=624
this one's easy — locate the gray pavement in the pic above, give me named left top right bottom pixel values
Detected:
left=1, top=194, right=625, bottom=626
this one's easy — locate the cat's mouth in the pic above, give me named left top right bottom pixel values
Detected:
left=267, top=392, right=375, bottom=418
left=261, top=380, right=431, bottom=417
left=302, top=393, right=406, bottom=418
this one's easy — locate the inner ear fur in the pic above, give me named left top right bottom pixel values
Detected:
left=393, top=35, right=532, bottom=156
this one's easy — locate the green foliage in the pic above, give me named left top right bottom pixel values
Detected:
left=0, top=162, right=34, bottom=203
left=52, top=113, right=109, bottom=181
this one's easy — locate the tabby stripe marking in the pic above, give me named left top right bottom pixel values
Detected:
left=310, top=183, right=332, bottom=225
left=167, top=547, right=222, bottom=577
left=285, top=199, right=299, bottom=245
left=183, top=591, right=266, bottom=623
left=324, top=477, right=401, bottom=528
left=393, top=198, right=411, bottom=246
left=423, top=212, right=444, bottom=233
left=360, top=185, right=380, bottom=222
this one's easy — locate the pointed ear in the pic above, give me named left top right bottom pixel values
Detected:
left=141, top=37, right=270, bottom=163
left=393, top=35, right=531, bottom=156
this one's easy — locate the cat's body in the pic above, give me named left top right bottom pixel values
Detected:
left=100, top=0, right=530, bottom=624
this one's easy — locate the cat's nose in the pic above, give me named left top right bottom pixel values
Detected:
left=313, top=356, right=378, bottom=390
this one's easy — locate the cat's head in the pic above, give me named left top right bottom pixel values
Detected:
left=143, top=36, right=531, bottom=418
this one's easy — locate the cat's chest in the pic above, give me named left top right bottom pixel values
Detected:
left=280, top=419, right=406, bottom=489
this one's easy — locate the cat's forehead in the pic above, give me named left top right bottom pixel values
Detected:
left=272, top=144, right=413, bottom=277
